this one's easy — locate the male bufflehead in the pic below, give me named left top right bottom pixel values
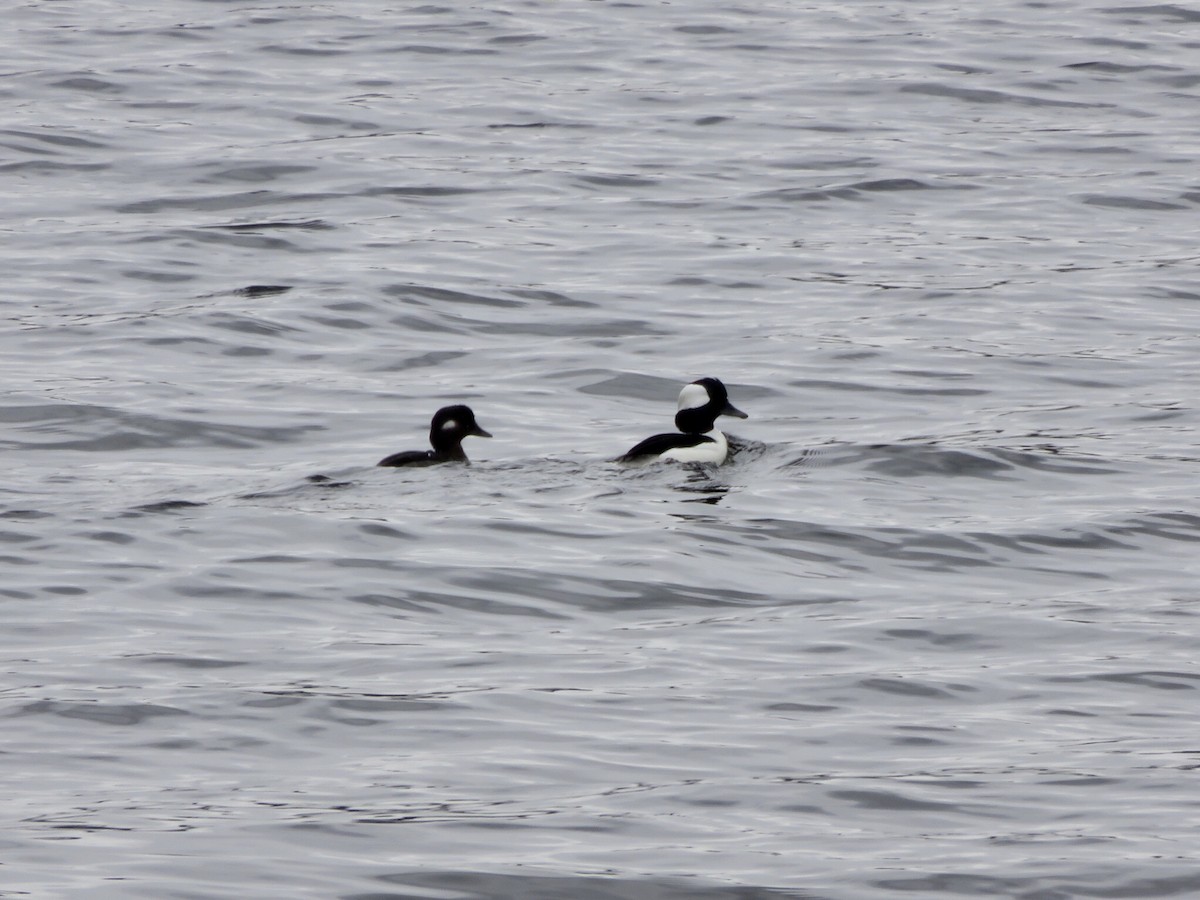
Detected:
left=377, top=404, right=492, bottom=467
left=618, top=377, right=748, bottom=464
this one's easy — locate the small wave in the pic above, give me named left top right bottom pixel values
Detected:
left=901, top=82, right=1113, bottom=108
left=1, top=402, right=318, bottom=452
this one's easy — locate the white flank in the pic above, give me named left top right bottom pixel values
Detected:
left=677, top=382, right=711, bottom=411
left=661, top=431, right=728, bottom=464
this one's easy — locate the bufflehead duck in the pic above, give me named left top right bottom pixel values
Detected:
left=377, top=404, right=492, bottom=467
left=618, top=377, right=748, bottom=464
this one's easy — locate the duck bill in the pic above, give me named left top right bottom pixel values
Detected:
left=722, top=402, right=748, bottom=419
left=472, top=425, right=493, bottom=438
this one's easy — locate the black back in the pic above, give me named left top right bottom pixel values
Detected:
left=618, top=432, right=714, bottom=463
left=377, top=449, right=436, bottom=468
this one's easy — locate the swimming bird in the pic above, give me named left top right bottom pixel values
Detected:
left=377, top=405, right=492, bottom=467
left=618, top=377, right=748, bottom=464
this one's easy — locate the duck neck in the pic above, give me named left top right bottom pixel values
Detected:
left=675, top=408, right=715, bottom=434
left=430, top=433, right=468, bottom=461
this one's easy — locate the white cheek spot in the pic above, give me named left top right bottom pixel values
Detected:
left=677, top=383, right=710, bottom=411
left=441, top=419, right=458, bottom=431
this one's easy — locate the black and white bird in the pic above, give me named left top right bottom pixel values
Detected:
left=377, top=405, right=492, bottom=467
left=618, top=377, right=748, bottom=464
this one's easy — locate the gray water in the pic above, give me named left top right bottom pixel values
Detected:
left=4, top=2, right=1200, bottom=898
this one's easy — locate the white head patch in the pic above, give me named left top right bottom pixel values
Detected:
left=677, top=382, right=710, bottom=411
left=440, top=419, right=459, bottom=431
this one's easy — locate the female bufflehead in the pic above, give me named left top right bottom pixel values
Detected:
left=618, top=377, right=748, bottom=464
left=377, top=404, right=492, bottom=467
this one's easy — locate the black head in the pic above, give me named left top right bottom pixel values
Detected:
left=429, top=404, right=492, bottom=458
left=673, top=377, right=748, bottom=434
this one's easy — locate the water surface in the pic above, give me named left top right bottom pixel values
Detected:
left=4, top=2, right=1200, bottom=898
